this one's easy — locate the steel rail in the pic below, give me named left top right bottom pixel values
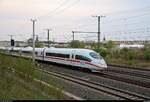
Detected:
left=95, top=71, right=150, bottom=89
left=106, top=67, right=150, bottom=80
left=2, top=52, right=150, bottom=100
left=35, top=67, right=150, bottom=100
left=108, top=64, right=150, bottom=71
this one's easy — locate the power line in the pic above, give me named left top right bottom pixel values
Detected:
left=46, top=0, right=69, bottom=14
left=65, top=9, right=150, bottom=31
left=48, top=0, right=80, bottom=17
left=104, top=6, right=150, bottom=16
left=38, top=0, right=80, bottom=19
left=103, top=11, right=150, bottom=24
left=37, top=0, right=70, bottom=19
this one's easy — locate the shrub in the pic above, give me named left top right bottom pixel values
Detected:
left=70, top=40, right=85, bottom=48
left=93, top=47, right=108, bottom=58
left=127, top=60, right=134, bottom=66
left=144, top=49, right=150, bottom=61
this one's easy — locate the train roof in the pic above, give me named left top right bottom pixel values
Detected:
left=46, top=47, right=93, bottom=51
left=45, top=48, right=96, bottom=54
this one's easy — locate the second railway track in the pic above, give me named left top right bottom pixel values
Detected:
left=107, top=65, right=150, bottom=79
left=35, top=65, right=150, bottom=100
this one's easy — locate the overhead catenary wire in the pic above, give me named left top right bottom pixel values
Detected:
left=37, top=0, right=80, bottom=19
left=5, top=1, right=150, bottom=42
left=49, top=0, right=80, bottom=16
left=103, top=6, right=150, bottom=16
left=37, top=0, right=70, bottom=19
left=67, top=8, right=150, bottom=30
left=103, top=10, right=150, bottom=24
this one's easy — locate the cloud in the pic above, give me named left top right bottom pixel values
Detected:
left=0, top=0, right=61, bottom=17
left=0, top=0, right=150, bottom=41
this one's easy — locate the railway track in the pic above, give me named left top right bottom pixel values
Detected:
left=107, top=66, right=150, bottom=80
left=39, top=60, right=150, bottom=89
left=2, top=52, right=150, bottom=100
left=96, top=65, right=150, bottom=88
left=108, top=64, right=150, bottom=71
left=35, top=67, right=150, bottom=100
left=95, top=71, right=150, bottom=89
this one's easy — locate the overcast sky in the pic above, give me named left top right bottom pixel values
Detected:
left=0, top=0, right=150, bottom=42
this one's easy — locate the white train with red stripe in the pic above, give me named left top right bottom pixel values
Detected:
left=1, top=47, right=108, bottom=72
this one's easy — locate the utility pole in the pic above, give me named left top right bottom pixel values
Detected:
left=8, top=35, right=15, bottom=46
left=31, top=19, right=37, bottom=63
left=8, top=35, right=14, bottom=40
left=71, top=31, right=97, bottom=48
left=72, top=31, right=75, bottom=41
left=72, top=31, right=75, bottom=48
left=45, top=29, right=52, bottom=48
left=35, top=35, right=39, bottom=42
left=92, top=15, right=105, bottom=49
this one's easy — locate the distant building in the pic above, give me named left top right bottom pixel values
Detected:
left=119, top=44, right=144, bottom=49
left=0, top=41, right=10, bottom=47
left=111, top=40, right=150, bottom=45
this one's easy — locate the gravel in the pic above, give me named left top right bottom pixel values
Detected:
left=41, top=72, right=121, bottom=100
left=40, top=63, right=150, bottom=98
left=108, top=66, right=150, bottom=78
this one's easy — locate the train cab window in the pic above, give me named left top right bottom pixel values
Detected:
left=89, top=52, right=102, bottom=59
left=75, top=55, right=91, bottom=62
left=46, top=53, right=69, bottom=58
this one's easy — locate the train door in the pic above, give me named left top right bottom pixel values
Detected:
left=42, top=48, right=46, bottom=61
left=70, top=50, right=76, bottom=66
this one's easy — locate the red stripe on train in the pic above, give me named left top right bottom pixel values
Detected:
left=42, top=56, right=100, bottom=68
left=66, top=60, right=80, bottom=62
left=85, top=62, right=101, bottom=68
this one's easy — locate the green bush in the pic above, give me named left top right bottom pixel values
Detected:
left=105, top=40, right=117, bottom=49
left=127, top=60, right=134, bottom=66
left=144, top=49, right=150, bottom=61
left=93, top=47, right=108, bottom=58
left=70, top=40, right=85, bottom=48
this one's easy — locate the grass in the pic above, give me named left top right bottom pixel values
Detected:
left=0, top=69, right=51, bottom=100
left=96, top=47, right=150, bottom=69
left=0, top=53, right=64, bottom=100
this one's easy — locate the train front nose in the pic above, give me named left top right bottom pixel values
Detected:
left=97, top=59, right=107, bottom=68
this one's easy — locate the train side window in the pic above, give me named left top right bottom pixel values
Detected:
left=76, top=55, right=91, bottom=62
left=22, top=51, right=31, bottom=54
left=46, top=53, right=69, bottom=58
left=72, top=54, right=74, bottom=59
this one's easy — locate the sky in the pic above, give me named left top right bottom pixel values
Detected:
left=0, top=0, right=150, bottom=42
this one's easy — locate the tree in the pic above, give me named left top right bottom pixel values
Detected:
left=70, top=40, right=85, bottom=48
left=35, top=42, right=44, bottom=48
left=105, top=40, right=116, bottom=49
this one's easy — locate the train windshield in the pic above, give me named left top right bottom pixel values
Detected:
left=89, top=52, right=102, bottom=59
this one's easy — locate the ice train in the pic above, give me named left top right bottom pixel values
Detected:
left=0, top=46, right=107, bottom=72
